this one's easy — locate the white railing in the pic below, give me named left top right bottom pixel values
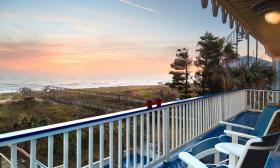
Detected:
left=247, top=89, right=280, bottom=112
left=0, top=89, right=248, bottom=168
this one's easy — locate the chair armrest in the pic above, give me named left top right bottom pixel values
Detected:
left=220, top=121, right=254, bottom=130
left=178, top=152, right=208, bottom=168
left=224, top=130, right=257, bottom=139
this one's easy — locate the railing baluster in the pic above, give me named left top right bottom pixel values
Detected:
left=157, top=110, right=161, bottom=156
left=195, top=101, right=198, bottom=136
left=133, top=116, right=137, bottom=168
left=109, top=122, right=114, bottom=168
left=262, top=91, right=265, bottom=110
left=179, top=104, right=182, bottom=146
left=171, top=107, right=174, bottom=150
left=250, top=90, right=252, bottom=110
left=206, top=99, right=209, bottom=130
left=267, top=91, right=270, bottom=104
left=197, top=100, right=199, bottom=135
left=162, top=108, right=169, bottom=156
left=175, top=106, right=178, bottom=147
left=183, top=103, right=186, bottom=143
left=118, top=120, right=122, bottom=168
left=198, top=100, right=201, bottom=134
left=186, top=104, right=189, bottom=142
left=146, top=112, right=150, bottom=165
left=140, top=114, right=144, bottom=167
left=202, top=100, right=205, bottom=132
left=11, top=144, right=17, bottom=168
left=126, top=118, right=130, bottom=168
left=100, top=124, right=104, bottom=168
left=48, top=136, right=54, bottom=168
left=77, top=129, right=82, bottom=168
left=30, top=139, right=36, bottom=168
left=191, top=102, right=194, bottom=139
left=152, top=111, right=155, bottom=160
left=63, top=132, right=69, bottom=168
left=88, top=126, right=93, bottom=168
left=254, top=91, right=256, bottom=110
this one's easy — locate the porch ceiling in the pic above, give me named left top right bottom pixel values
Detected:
left=212, top=0, right=280, bottom=57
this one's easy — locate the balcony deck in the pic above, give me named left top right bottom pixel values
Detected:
left=0, top=89, right=279, bottom=168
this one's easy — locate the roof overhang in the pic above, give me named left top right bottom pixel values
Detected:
left=201, top=0, right=280, bottom=58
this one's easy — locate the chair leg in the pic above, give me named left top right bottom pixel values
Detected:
left=229, top=153, right=238, bottom=167
left=214, top=153, right=220, bottom=164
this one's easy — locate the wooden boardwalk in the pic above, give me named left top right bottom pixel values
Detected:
left=19, top=86, right=146, bottom=113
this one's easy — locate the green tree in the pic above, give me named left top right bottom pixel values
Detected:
left=168, top=48, right=192, bottom=98
left=225, top=61, right=275, bottom=90
left=194, top=32, right=237, bottom=95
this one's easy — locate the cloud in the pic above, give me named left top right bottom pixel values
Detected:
left=70, top=6, right=138, bottom=25
left=118, top=0, right=159, bottom=14
left=0, top=11, right=21, bottom=18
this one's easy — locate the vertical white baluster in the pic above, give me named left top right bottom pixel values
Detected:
left=126, top=118, right=130, bottom=168
left=100, top=124, right=104, bottom=168
left=277, top=91, right=279, bottom=103
left=201, top=100, right=204, bottom=132
left=186, top=104, right=189, bottom=142
left=250, top=90, right=252, bottom=110
left=109, top=122, right=114, bottom=168
left=30, top=140, right=36, bottom=168
left=77, top=129, right=82, bottom=168
left=206, top=99, right=209, bottom=130
left=262, top=91, right=265, bottom=110
left=140, top=114, right=144, bottom=167
left=208, top=99, right=211, bottom=129
left=190, top=102, right=193, bottom=139
left=133, top=116, right=137, bottom=168
left=258, top=91, right=261, bottom=110
left=274, top=91, right=277, bottom=103
left=171, top=107, right=174, bottom=149
left=197, top=100, right=200, bottom=134
left=194, top=101, right=197, bottom=136
left=157, top=110, right=161, bottom=157
left=152, top=111, right=155, bottom=160
left=146, top=113, right=150, bottom=165
left=89, top=126, right=94, bottom=168
left=267, top=91, right=270, bottom=104
left=203, top=100, right=206, bottom=131
left=198, top=101, right=201, bottom=134
left=179, top=105, right=182, bottom=146
left=11, top=144, right=17, bottom=168
left=254, top=91, right=256, bottom=110
left=118, top=120, right=122, bottom=168
left=175, top=106, right=178, bottom=147
left=212, top=98, right=215, bottom=127
left=215, top=98, right=218, bottom=124
left=162, top=108, right=169, bottom=156
left=63, top=132, right=69, bottom=168
left=183, top=104, right=186, bottom=143
left=196, top=101, right=199, bottom=136
left=48, top=136, right=54, bottom=168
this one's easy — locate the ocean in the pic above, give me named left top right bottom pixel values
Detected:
left=0, top=74, right=170, bottom=93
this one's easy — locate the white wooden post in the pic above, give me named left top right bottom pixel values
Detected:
left=162, top=107, right=170, bottom=161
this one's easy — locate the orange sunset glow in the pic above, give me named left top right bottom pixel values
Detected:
left=0, top=0, right=271, bottom=86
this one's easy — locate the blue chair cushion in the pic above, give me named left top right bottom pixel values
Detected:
left=252, top=105, right=280, bottom=136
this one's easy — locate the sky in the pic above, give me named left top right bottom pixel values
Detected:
left=0, top=0, right=271, bottom=80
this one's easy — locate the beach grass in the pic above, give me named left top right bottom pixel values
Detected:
left=0, top=85, right=179, bottom=133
